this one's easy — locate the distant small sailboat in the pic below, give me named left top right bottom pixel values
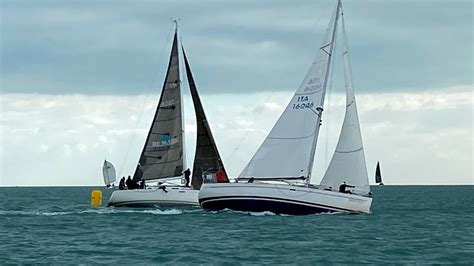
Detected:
left=107, top=23, right=228, bottom=207
left=102, top=160, right=116, bottom=187
left=199, top=0, right=373, bottom=215
left=375, top=161, right=384, bottom=185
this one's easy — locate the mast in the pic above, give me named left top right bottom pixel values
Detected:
left=306, top=0, right=341, bottom=183
left=175, top=20, right=187, bottom=173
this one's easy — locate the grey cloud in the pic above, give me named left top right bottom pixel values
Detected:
left=1, top=0, right=472, bottom=95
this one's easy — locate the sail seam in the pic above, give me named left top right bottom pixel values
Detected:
left=295, top=90, right=322, bottom=96
left=154, top=116, right=180, bottom=122
left=335, top=147, right=363, bottom=153
left=141, top=158, right=182, bottom=165
left=267, top=133, right=315, bottom=140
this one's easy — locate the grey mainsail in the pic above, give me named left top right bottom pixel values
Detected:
left=133, top=30, right=184, bottom=181
left=182, top=48, right=229, bottom=189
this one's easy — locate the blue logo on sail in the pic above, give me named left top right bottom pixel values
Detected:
left=161, top=133, right=171, bottom=144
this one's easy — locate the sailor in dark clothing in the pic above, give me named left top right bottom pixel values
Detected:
left=248, top=177, right=255, bottom=183
left=126, top=176, right=134, bottom=190
left=339, top=181, right=355, bottom=193
left=119, top=177, right=126, bottom=190
left=183, top=168, right=191, bottom=187
left=158, top=182, right=168, bottom=193
left=140, top=179, right=146, bottom=189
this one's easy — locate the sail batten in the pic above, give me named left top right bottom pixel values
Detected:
left=320, top=6, right=370, bottom=194
left=239, top=1, right=341, bottom=180
left=133, top=30, right=185, bottom=181
left=182, top=47, right=228, bottom=189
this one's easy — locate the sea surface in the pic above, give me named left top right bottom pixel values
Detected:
left=0, top=186, right=472, bottom=264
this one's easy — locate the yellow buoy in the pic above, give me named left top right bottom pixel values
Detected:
left=90, top=189, right=103, bottom=207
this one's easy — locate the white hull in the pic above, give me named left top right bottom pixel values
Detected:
left=199, top=183, right=372, bottom=215
left=108, top=186, right=199, bottom=207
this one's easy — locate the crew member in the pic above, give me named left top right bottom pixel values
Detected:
left=119, top=177, right=126, bottom=190
left=216, top=169, right=226, bottom=183
left=158, top=182, right=168, bottom=193
left=183, top=168, right=191, bottom=187
left=126, top=176, right=134, bottom=190
left=339, top=181, right=355, bottom=193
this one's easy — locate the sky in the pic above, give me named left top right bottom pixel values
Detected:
left=1, top=0, right=473, bottom=186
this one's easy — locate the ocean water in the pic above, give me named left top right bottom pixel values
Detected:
left=0, top=186, right=472, bottom=264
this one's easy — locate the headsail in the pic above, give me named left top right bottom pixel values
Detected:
left=320, top=7, right=370, bottom=194
left=182, top=47, right=229, bottom=189
left=102, top=160, right=116, bottom=186
left=375, top=161, right=382, bottom=184
left=133, top=30, right=184, bottom=181
left=239, top=1, right=341, bottom=180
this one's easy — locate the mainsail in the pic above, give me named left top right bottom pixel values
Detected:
left=239, top=1, right=341, bottom=180
left=133, top=30, right=185, bottom=181
left=102, top=160, right=116, bottom=186
left=182, top=48, right=229, bottom=189
left=320, top=8, right=370, bottom=194
left=375, top=161, right=382, bottom=184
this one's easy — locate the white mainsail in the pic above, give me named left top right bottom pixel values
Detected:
left=239, top=2, right=341, bottom=180
left=320, top=11, right=370, bottom=194
left=102, top=160, right=116, bottom=186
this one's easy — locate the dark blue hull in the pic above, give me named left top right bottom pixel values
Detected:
left=199, top=197, right=338, bottom=215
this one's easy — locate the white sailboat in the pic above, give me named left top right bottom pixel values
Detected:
left=108, top=24, right=228, bottom=207
left=199, top=0, right=373, bottom=215
left=102, top=159, right=116, bottom=187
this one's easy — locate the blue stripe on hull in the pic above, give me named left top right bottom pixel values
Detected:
left=200, top=198, right=338, bottom=215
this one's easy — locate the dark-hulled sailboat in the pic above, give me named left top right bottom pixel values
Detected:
left=199, top=0, right=373, bottom=215
left=108, top=24, right=228, bottom=207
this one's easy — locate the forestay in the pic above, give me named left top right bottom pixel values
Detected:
left=102, top=160, right=116, bottom=186
left=182, top=48, right=229, bottom=189
left=239, top=2, right=341, bottom=180
left=133, top=31, right=184, bottom=181
left=320, top=11, right=370, bottom=194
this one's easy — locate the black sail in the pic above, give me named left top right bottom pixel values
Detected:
left=182, top=47, right=229, bottom=189
left=375, top=161, right=382, bottom=184
left=133, top=31, right=184, bottom=181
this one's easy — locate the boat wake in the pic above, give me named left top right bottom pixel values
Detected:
left=0, top=208, right=200, bottom=216
left=218, top=208, right=277, bottom=216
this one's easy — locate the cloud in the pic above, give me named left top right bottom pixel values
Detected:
left=1, top=85, right=472, bottom=186
left=1, top=0, right=472, bottom=94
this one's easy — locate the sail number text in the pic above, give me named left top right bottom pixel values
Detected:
left=292, top=96, right=314, bottom=110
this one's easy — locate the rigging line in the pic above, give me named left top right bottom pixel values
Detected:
left=117, top=23, right=175, bottom=179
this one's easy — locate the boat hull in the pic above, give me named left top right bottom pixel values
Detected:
left=108, top=186, right=199, bottom=207
left=199, top=183, right=372, bottom=215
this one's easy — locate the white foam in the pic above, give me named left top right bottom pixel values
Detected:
left=40, top=211, right=73, bottom=216
left=248, top=211, right=276, bottom=216
left=143, top=209, right=183, bottom=215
